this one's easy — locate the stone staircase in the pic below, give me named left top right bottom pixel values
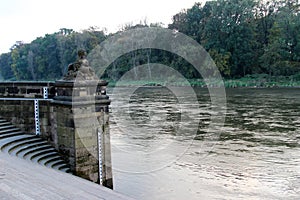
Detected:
left=0, top=117, right=71, bottom=173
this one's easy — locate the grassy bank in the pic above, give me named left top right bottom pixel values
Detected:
left=107, top=74, right=300, bottom=88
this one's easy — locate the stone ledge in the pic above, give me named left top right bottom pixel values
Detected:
left=55, top=80, right=108, bottom=87
left=51, top=99, right=111, bottom=106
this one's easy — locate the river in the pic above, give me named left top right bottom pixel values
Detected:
left=108, top=87, right=300, bottom=200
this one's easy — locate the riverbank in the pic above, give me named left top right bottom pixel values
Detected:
left=107, top=75, right=300, bottom=88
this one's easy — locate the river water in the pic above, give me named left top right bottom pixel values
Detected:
left=108, top=87, right=300, bottom=200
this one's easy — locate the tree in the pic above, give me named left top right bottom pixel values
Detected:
left=260, top=0, right=300, bottom=75
left=10, top=42, right=31, bottom=80
left=0, top=53, right=14, bottom=80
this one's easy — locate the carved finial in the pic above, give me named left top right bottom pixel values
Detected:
left=63, top=50, right=96, bottom=80
left=77, top=49, right=86, bottom=59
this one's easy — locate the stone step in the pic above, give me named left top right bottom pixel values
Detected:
left=60, top=167, right=71, bottom=173
left=27, top=149, right=58, bottom=161
left=53, top=162, right=69, bottom=170
left=3, top=138, right=43, bottom=154
left=0, top=128, right=21, bottom=135
left=42, top=156, right=63, bottom=166
left=0, top=131, right=24, bottom=139
left=53, top=163, right=71, bottom=173
left=17, top=144, right=53, bottom=158
left=0, top=122, right=12, bottom=127
left=31, top=152, right=59, bottom=163
left=10, top=140, right=49, bottom=156
left=51, top=160, right=67, bottom=168
left=0, top=119, right=7, bottom=123
left=0, top=117, right=71, bottom=174
left=0, top=135, right=37, bottom=150
left=0, top=125, right=16, bottom=131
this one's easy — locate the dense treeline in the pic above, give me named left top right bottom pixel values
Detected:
left=0, top=28, right=106, bottom=80
left=169, top=0, right=300, bottom=78
left=1, top=0, right=300, bottom=81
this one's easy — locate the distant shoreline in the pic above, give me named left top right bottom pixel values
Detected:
left=107, top=78, right=300, bottom=88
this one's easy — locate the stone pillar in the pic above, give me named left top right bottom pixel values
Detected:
left=52, top=80, right=113, bottom=189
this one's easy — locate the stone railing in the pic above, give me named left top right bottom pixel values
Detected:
left=0, top=81, right=55, bottom=98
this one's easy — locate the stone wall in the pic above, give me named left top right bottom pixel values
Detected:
left=0, top=82, right=54, bottom=137
left=0, top=81, right=113, bottom=188
left=0, top=100, right=53, bottom=137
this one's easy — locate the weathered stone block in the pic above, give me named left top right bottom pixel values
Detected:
left=75, top=136, right=97, bottom=148
left=75, top=146, right=97, bottom=158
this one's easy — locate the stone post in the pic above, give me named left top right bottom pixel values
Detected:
left=52, top=80, right=113, bottom=189
left=51, top=50, right=113, bottom=189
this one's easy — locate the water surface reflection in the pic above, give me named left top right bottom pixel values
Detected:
left=109, top=87, right=300, bottom=200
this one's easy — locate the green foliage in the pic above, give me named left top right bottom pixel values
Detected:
left=0, top=53, right=14, bottom=80
left=208, top=49, right=231, bottom=76
left=168, top=0, right=300, bottom=78
left=0, top=28, right=106, bottom=80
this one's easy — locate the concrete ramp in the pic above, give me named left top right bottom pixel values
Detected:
left=0, top=153, right=133, bottom=200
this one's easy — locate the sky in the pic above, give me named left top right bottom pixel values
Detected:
left=0, top=0, right=206, bottom=54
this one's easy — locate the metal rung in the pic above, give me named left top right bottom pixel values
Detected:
left=98, top=128, right=103, bottom=185
left=34, top=99, right=40, bottom=135
left=43, top=87, right=48, bottom=99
